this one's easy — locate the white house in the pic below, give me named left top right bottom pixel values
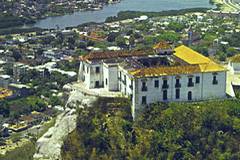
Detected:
left=0, top=75, right=11, bottom=89
left=78, top=43, right=227, bottom=118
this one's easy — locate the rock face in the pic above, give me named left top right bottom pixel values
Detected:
left=33, top=109, right=77, bottom=160
left=33, top=90, right=97, bottom=160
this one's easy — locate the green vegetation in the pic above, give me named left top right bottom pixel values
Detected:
left=0, top=27, right=43, bottom=36
left=0, top=96, right=47, bottom=119
left=105, top=8, right=209, bottom=22
left=62, top=98, right=240, bottom=159
left=0, top=117, right=56, bottom=160
left=0, top=141, right=35, bottom=160
left=223, top=32, right=240, bottom=48
left=0, top=15, right=35, bottom=29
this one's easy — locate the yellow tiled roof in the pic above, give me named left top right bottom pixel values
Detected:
left=129, top=65, right=201, bottom=78
left=129, top=63, right=225, bottom=78
left=174, top=45, right=211, bottom=64
left=129, top=45, right=226, bottom=78
left=199, top=62, right=226, bottom=73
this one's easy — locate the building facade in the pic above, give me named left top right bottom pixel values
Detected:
left=78, top=43, right=227, bottom=118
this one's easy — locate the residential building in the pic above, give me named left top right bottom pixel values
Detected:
left=0, top=75, right=11, bottom=88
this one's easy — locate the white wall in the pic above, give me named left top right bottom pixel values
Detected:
left=79, top=60, right=105, bottom=89
left=229, top=62, right=240, bottom=74
left=132, top=71, right=226, bottom=114
left=89, top=63, right=103, bottom=88
left=118, top=67, right=133, bottom=96
left=202, top=71, right=226, bottom=99
left=103, top=64, right=119, bottom=91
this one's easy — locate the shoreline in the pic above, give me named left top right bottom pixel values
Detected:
left=0, top=1, right=121, bottom=30
left=1, top=0, right=238, bottom=32
left=0, top=7, right=212, bottom=35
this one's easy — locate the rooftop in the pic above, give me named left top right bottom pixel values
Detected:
left=153, top=41, right=172, bottom=50
left=80, top=50, right=153, bottom=61
left=129, top=62, right=225, bottom=78
left=174, top=45, right=211, bottom=64
left=129, top=45, right=226, bottom=78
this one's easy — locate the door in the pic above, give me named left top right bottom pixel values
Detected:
left=163, top=90, right=168, bottom=101
left=95, top=81, right=100, bottom=88
left=188, top=91, right=192, bottom=101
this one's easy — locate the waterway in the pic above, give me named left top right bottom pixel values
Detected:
left=31, top=0, right=213, bottom=29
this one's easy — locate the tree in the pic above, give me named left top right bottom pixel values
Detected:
left=35, top=48, right=43, bottom=59
left=168, top=22, right=185, bottom=32
left=115, top=36, right=126, bottom=48
left=12, top=49, right=22, bottom=61
left=78, top=42, right=87, bottom=49
left=107, top=32, right=119, bottom=42
left=87, top=40, right=95, bottom=47
left=129, top=35, right=135, bottom=48
left=227, top=47, right=238, bottom=57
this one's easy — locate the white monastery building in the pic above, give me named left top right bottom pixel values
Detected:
left=78, top=42, right=227, bottom=117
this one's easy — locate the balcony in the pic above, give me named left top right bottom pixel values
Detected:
left=162, top=84, right=169, bottom=89
left=213, top=80, right=218, bottom=85
left=175, top=83, right=181, bottom=88
left=141, top=86, right=148, bottom=92
left=188, top=82, right=194, bottom=87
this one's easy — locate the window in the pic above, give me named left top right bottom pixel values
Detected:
left=96, top=67, right=100, bottom=73
left=83, top=64, right=85, bottom=72
left=154, top=80, right=159, bottom=88
left=175, top=78, right=181, bottom=88
left=142, top=96, right=147, bottom=105
left=213, top=75, right=218, bottom=85
left=162, top=79, right=169, bottom=89
left=163, top=90, right=168, bottom=100
left=176, top=89, right=180, bottom=99
left=123, top=75, right=126, bottom=84
left=129, top=80, right=133, bottom=89
left=188, top=91, right=192, bottom=101
left=196, top=76, right=200, bottom=84
left=188, top=78, right=194, bottom=87
left=119, top=72, right=122, bottom=80
left=105, top=78, right=108, bottom=85
left=130, top=94, right=133, bottom=101
left=176, top=79, right=180, bottom=84
left=142, top=82, right=147, bottom=91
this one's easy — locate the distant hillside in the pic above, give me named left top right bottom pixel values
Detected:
left=105, top=8, right=209, bottom=22
left=61, top=98, right=240, bottom=159
left=0, top=15, right=35, bottom=29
